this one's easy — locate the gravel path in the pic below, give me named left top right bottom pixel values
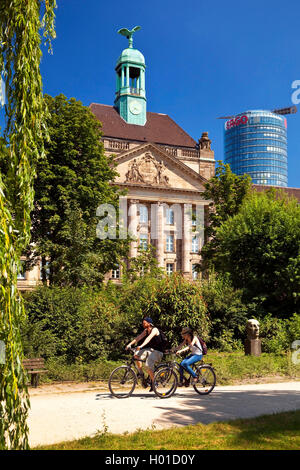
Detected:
left=28, top=380, right=300, bottom=448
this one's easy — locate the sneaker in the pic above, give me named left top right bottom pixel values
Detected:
left=142, top=378, right=148, bottom=388
left=149, top=384, right=154, bottom=392
left=184, top=378, right=190, bottom=387
left=178, top=381, right=184, bottom=387
left=138, top=372, right=148, bottom=388
left=146, top=376, right=151, bottom=386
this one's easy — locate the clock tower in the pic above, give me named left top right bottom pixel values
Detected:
left=114, top=26, right=146, bottom=126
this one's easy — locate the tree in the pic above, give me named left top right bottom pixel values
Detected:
left=25, top=94, right=129, bottom=287
left=122, top=245, right=164, bottom=283
left=212, top=190, right=300, bottom=316
left=200, top=161, right=252, bottom=272
left=0, top=0, right=56, bottom=449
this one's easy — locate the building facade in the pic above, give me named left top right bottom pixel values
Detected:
left=224, top=110, right=288, bottom=187
left=90, top=30, right=215, bottom=281
left=18, top=28, right=215, bottom=289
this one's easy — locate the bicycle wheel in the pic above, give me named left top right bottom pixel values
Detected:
left=155, top=362, right=181, bottom=380
left=153, top=367, right=178, bottom=398
left=108, top=366, right=137, bottom=398
left=193, top=365, right=216, bottom=395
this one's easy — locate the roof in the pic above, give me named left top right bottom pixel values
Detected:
left=89, top=103, right=197, bottom=148
left=116, top=48, right=145, bottom=66
left=253, top=184, right=300, bottom=202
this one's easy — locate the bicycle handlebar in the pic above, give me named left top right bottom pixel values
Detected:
left=126, top=345, right=136, bottom=352
left=126, top=345, right=179, bottom=356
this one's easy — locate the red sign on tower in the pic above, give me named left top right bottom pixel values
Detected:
left=225, top=115, right=248, bottom=130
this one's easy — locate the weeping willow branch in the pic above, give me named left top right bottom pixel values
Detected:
left=0, top=0, right=56, bottom=450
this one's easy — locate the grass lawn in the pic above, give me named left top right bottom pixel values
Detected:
left=37, top=410, right=300, bottom=450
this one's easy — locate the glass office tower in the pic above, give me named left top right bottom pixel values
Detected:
left=224, top=110, right=288, bottom=187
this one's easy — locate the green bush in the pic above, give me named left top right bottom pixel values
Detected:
left=287, top=313, right=300, bottom=345
left=258, top=313, right=300, bottom=353
left=21, top=276, right=299, bottom=366
left=119, top=272, right=209, bottom=347
left=21, top=274, right=210, bottom=363
left=258, top=314, right=289, bottom=353
left=199, top=273, right=248, bottom=351
left=22, top=285, right=119, bottom=363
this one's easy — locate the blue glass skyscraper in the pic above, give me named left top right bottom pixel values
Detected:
left=224, top=110, right=288, bottom=187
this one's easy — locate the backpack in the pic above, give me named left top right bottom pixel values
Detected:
left=158, top=328, right=170, bottom=352
left=198, top=337, right=207, bottom=355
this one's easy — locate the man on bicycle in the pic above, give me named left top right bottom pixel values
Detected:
left=125, top=317, right=164, bottom=392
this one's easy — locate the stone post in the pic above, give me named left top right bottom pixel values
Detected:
left=244, top=319, right=261, bottom=356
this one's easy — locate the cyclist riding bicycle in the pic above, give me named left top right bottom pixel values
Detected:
left=125, top=317, right=164, bottom=392
left=175, top=326, right=203, bottom=387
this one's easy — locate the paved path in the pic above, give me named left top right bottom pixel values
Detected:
left=28, top=381, right=300, bottom=448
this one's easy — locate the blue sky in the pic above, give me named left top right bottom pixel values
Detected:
left=2, top=0, right=300, bottom=187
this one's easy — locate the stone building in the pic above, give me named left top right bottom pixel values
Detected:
left=89, top=29, right=215, bottom=282
left=17, top=28, right=215, bottom=290
left=17, top=29, right=300, bottom=290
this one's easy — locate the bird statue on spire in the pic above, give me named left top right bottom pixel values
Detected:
left=117, top=26, right=141, bottom=48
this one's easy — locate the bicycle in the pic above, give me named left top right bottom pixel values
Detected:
left=153, top=351, right=217, bottom=398
left=108, top=347, right=177, bottom=399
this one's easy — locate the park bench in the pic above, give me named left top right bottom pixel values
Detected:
left=23, top=358, right=48, bottom=387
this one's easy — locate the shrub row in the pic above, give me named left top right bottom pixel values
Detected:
left=21, top=273, right=300, bottom=364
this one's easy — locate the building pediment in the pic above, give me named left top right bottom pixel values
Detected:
left=113, top=143, right=208, bottom=192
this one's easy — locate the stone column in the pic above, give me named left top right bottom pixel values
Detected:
left=244, top=339, right=262, bottom=356
left=182, top=203, right=191, bottom=278
left=121, top=66, right=125, bottom=88
left=156, top=202, right=164, bottom=268
left=126, top=66, right=130, bottom=89
left=128, top=199, right=139, bottom=258
left=141, top=69, right=145, bottom=92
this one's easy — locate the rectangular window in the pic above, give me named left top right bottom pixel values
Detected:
left=139, top=205, right=148, bottom=223
left=166, top=263, right=174, bottom=276
left=40, top=260, right=50, bottom=280
left=166, top=207, right=174, bottom=225
left=17, top=260, right=26, bottom=280
left=192, top=207, right=197, bottom=226
left=192, top=236, right=199, bottom=253
left=139, top=234, right=148, bottom=250
left=166, top=234, right=174, bottom=252
left=111, top=265, right=120, bottom=279
left=192, top=264, right=199, bottom=280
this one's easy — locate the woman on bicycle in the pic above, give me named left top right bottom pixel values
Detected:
left=175, top=327, right=203, bottom=386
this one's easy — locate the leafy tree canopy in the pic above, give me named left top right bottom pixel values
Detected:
left=212, top=190, right=300, bottom=316
left=25, top=94, right=129, bottom=286
left=0, top=0, right=57, bottom=450
left=200, top=161, right=252, bottom=272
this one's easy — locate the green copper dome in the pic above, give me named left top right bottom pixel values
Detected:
left=116, top=47, right=145, bottom=66
left=115, top=26, right=147, bottom=126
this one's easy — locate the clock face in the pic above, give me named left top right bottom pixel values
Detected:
left=129, top=100, right=142, bottom=115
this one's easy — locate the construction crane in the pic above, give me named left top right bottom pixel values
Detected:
left=217, top=105, right=297, bottom=119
